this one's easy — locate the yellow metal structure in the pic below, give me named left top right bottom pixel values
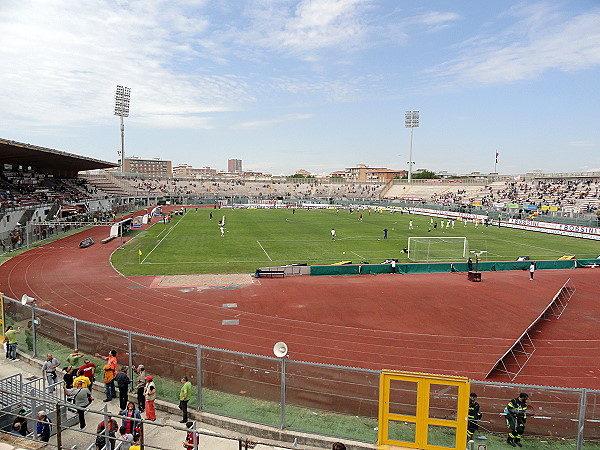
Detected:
left=378, top=370, right=470, bottom=450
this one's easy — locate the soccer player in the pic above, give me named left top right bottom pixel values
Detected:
left=331, top=229, right=336, bottom=240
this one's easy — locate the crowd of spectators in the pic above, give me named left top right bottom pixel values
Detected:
left=466, top=180, right=600, bottom=212
left=0, top=170, right=91, bottom=212
left=4, top=169, right=600, bottom=229
left=4, top=336, right=350, bottom=449
left=118, top=176, right=386, bottom=200
left=420, top=180, right=600, bottom=213
left=4, top=346, right=162, bottom=448
left=79, top=173, right=600, bottom=214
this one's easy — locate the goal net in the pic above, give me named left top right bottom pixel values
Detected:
left=407, top=237, right=469, bottom=262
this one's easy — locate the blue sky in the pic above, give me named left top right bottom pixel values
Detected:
left=1, top=0, right=599, bottom=176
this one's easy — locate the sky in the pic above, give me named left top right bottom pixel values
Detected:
left=1, top=0, right=599, bottom=176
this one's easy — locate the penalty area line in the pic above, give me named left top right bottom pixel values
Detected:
left=257, top=240, right=272, bottom=261
left=351, top=250, right=367, bottom=260
left=141, top=217, right=185, bottom=264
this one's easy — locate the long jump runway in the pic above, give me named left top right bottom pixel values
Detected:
left=1, top=224, right=599, bottom=389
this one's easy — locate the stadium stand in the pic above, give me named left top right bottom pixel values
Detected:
left=90, top=176, right=387, bottom=200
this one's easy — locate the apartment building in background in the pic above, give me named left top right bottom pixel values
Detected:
left=172, top=164, right=218, bottom=178
left=228, top=159, right=242, bottom=173
left=124, top=157, right=172, bottom=177
left=339, top=164, right=406, bottom=182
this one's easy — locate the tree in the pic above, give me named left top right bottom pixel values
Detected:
left=399, top=170, right=439, bottom=179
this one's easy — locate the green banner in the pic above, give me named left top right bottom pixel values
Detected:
left=311, top=259, right=580, bottom=276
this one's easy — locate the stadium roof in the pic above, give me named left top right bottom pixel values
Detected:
left=0, top=137, right=116, bottom=177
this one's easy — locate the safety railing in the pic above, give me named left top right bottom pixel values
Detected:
left=0, top=384, right=300, bottom=450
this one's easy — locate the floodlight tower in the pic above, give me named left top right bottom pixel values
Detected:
left=404, top=110, right=419, bottom=183
left=114, top=85, right=131, bottom=174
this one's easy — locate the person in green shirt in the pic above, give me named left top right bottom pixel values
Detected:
left=4, top=326, right=21, bottom=361
left=66, top=348, right=85, bottom=368
left=179, top=376, right=192, bottom=423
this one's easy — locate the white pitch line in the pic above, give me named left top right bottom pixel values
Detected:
left=489, top=237, right=564, bottom=255
left=142, top=216, right=185, bottom=264
left=256, top=240, right=272, bottom=261
left=351, top=250, right=367, bottom=260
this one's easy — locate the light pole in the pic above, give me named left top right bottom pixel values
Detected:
left=21, top=294, right=37, bottom=357
left=273, top=342, right=289, bottom=429
left=405, top=110, right=419, bottom=183
left=114, top=85, right=131, bottom=174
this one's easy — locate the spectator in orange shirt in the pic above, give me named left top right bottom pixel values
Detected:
left=96, top=349, right=118, bottom=371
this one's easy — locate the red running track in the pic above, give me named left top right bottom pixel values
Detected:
left=1, top=223, right=600, bottom=389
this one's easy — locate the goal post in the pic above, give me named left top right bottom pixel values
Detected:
left=407, top=237, right=469, bottom=262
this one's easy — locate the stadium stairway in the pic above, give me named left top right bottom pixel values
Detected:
left=44, top=203, right=60, bottom=221
left=16, top=209, right=35, bottom=227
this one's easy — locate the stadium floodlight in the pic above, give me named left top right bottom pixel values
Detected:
left=114, top=85, right=131, bottom=173
left=404, top=110, right=419, bottom=184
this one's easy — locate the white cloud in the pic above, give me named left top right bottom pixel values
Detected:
left=133, top=114, right=215, bottom=130
left=412, top=11, right=461, bottom=31
left=431, top=3, right=600, bottom=85
left=268, top=76, right=365, bottom=102
left=236, top=113, right=313, bottom=129
left=0, top=0, right=251, bottom=129
left=244, top=0, right=373, bottom=55
left=568, top=140, right=594, bottom=147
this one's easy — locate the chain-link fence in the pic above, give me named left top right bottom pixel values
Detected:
left=3, top=293, right=600, bottom=447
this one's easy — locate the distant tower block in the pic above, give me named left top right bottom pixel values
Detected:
left=228, top=158, right=242, bottom=173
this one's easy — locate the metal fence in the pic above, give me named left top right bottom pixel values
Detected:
left=0, top=386, right=297, bottom=450
left=3, top=293, right=600, bottom=447
left=0, top=199, right=153, bottom=257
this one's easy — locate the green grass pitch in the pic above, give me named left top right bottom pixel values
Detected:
left=110, top=208, right=600, bottom=275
